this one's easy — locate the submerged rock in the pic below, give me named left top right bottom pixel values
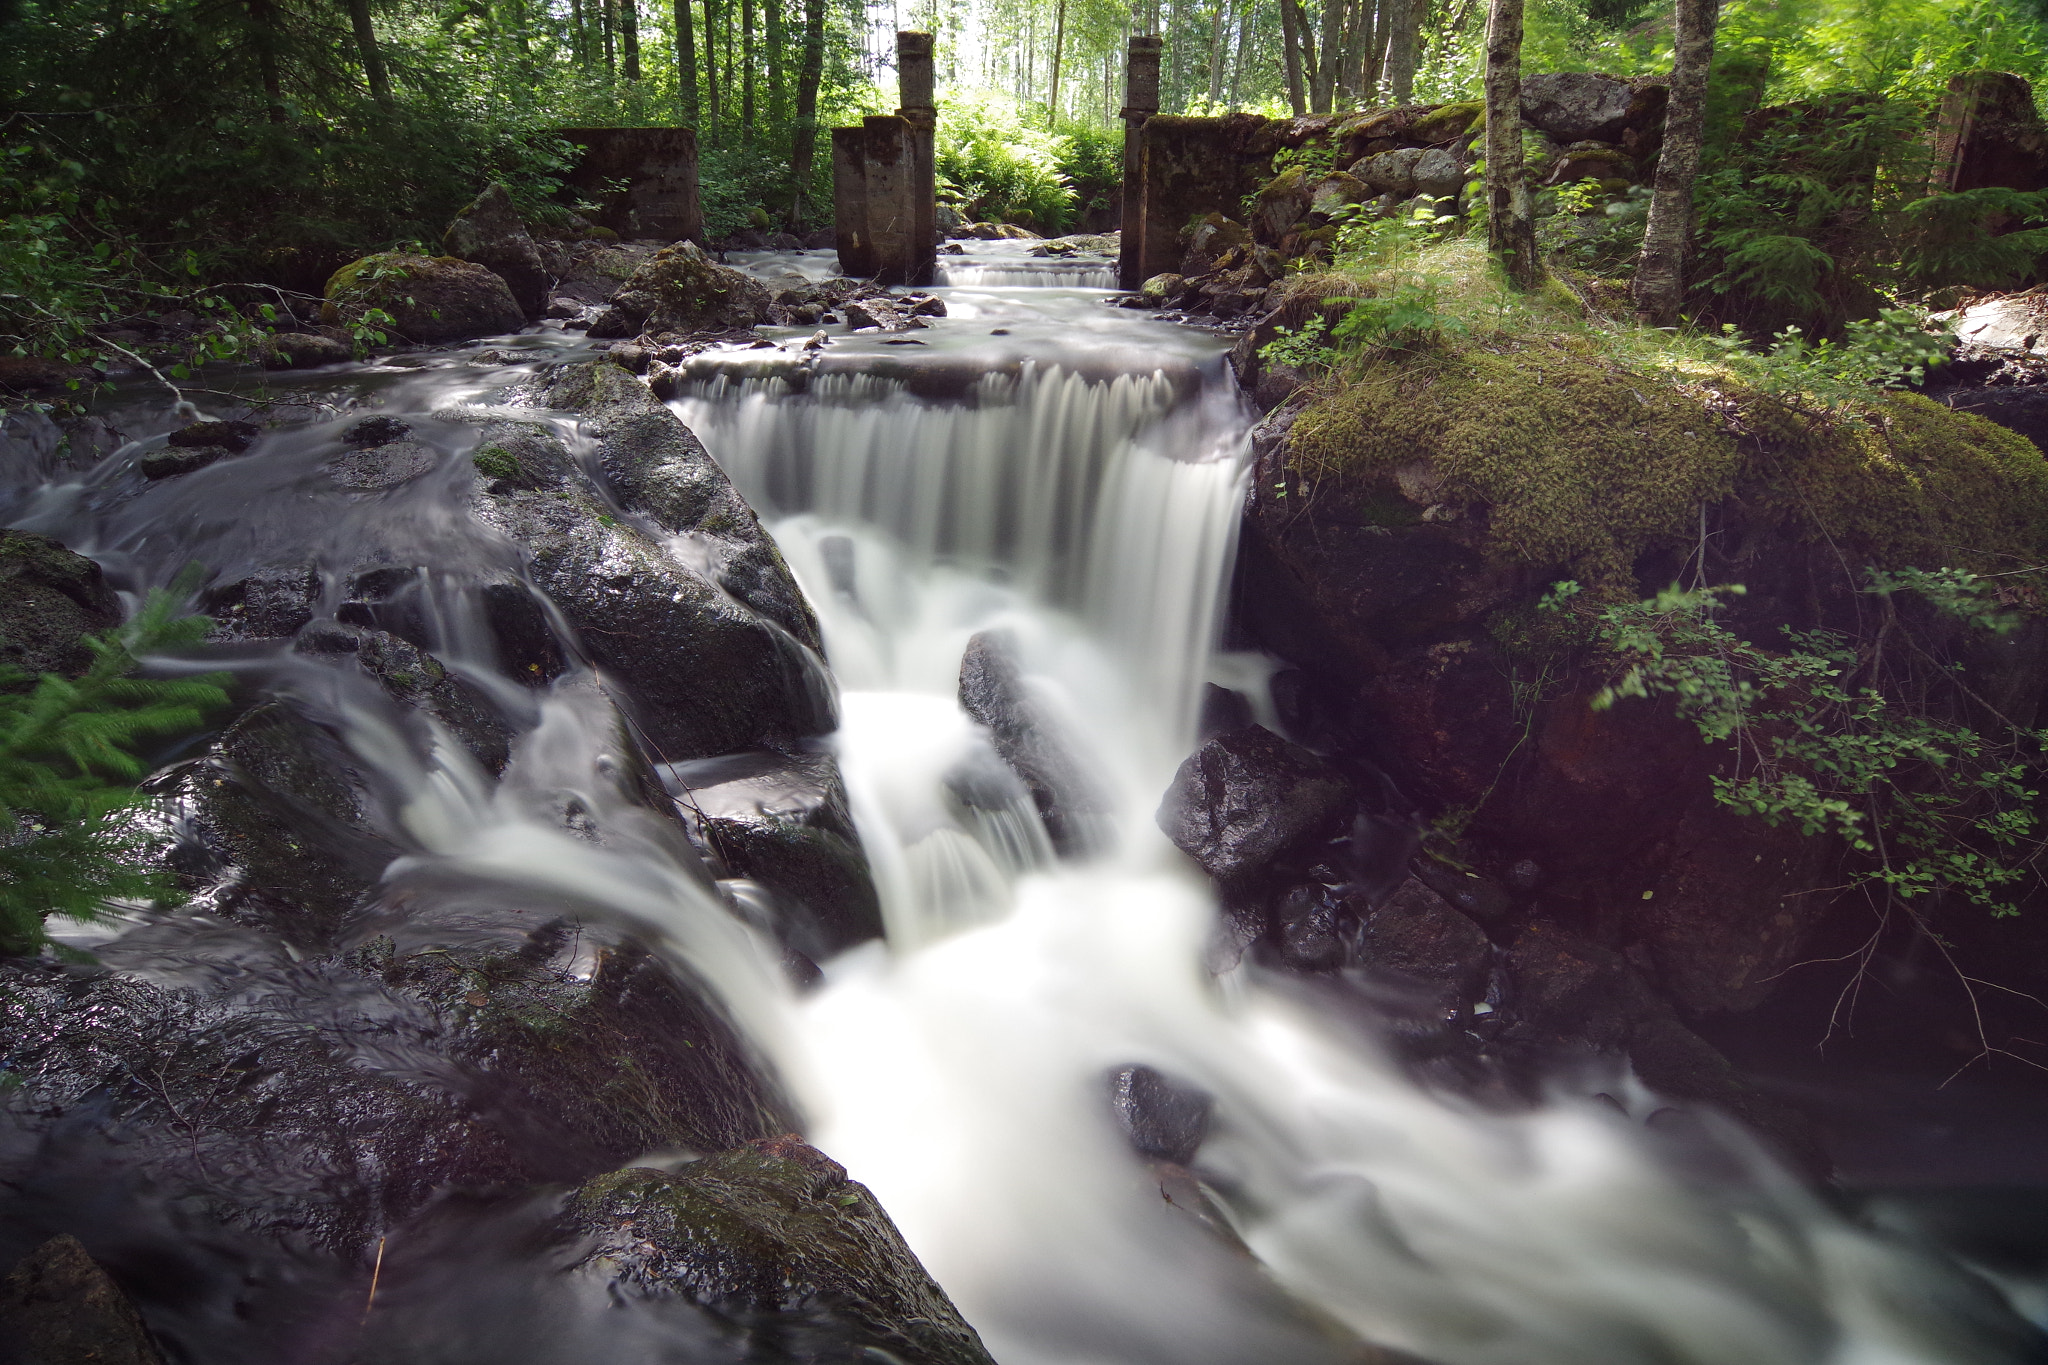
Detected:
left=957, top=629, right=1106, bottom=856
left=1107, top=1064, right=1214, bottom=1165
left=1157, top=724, right=1354, bottom=884
left=568, top=1138, right=996, bottom=1365
left=0, top=1234, right=166, bottom=1365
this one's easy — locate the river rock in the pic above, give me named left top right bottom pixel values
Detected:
left=325, top=440, right=438, bottom=490
left=1519, top=72, right=1637, bottom=143
left=321, top=252, right=525, bottom=344
left=545, top=361, right=820, bottom=649
left=138, top=444, right=232, bottom=479
left=0, top=530, right=121, bottom=682
left=442, top=182, right=550, bottom=318
left=567, top=1138, right=996, bottom=1365
left=0, top=1234, right=166, bottom=1365
left=353, top=628, right=513, bottom=772
left=1107, top=1064, right=1214, bottom=1165
left=586, top=242, right=773, bottom=339
left=202, top=563, right=320, bottom=641
left=257, top=331, right=353, bottom=369
left=1156, top=724, right=1354, bottom=884
left=1354, top=877, right=1491, bottom=1006
left=958, top=629, right=1106, bottom=856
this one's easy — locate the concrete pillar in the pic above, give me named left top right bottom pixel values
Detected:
left=551, top=127, right=703, bottom=243
left=832, top=127, right=874, bottom=277
left=895, top=31, right=938, bottom=286
left=1931, top=71, right=2048, bottom=195
left=862, top=115, right=921, bottom=286
left=1118, top=36, right=1164, bottom=291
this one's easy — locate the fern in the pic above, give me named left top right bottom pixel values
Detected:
left=1899, top=187, right=2048, bottom=288
left=0, top=583, right=229, bottom=954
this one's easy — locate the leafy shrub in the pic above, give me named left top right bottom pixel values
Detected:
left=935, top=90, right=1075, bottom=231
left=1, top=588, right=228, bottom=955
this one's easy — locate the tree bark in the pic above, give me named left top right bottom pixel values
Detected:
left=704, top=0, right=722, bottom=144
left=1482, top=0, right=1539, bottom=287
left=1049, top=0, right=1068, bottom=122
left=1279, top=0, right=1309, bottom=115
left=1384, top=0, right=1420, bottom=103
left=603, top=0, right=617, bottom=76
left=247, top=0, right=286, bottom=122
left=1205, top=0, right=1226, bottom=107
left=740, top=0, right=755, bottom=138
left=788, top=0, right=826, bottom=223
left=676, top=0, right=699, bottom=123
left=1632, top=0, right=1718, bottom=326
left=622, top=0, right=641, bottom=80
left=345, top=0, right=392, bottom=107
left=1314, top=0, right=1342, bottom=112
left=765, top=0, right=783, bottom=124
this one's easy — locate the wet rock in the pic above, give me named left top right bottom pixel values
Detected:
left=0, top=1234, right=165, bottom=1365
left=958, top=629, right=1106, bottom=856
left=342, top=415, right=412, bottom=446
left=479, top=576, right=568, bottom=684
left=325, top=440, right=438, bottom=490
left=0, top=530, right=120, bottom=682
left=320, top=252, right=525, bottom=344
left=0, top=356, right=95, bottom=397
left=1198, top=683, right=1254, bottom=739
left=137, top=444, right=232, bottom=479
left=169, top=419, right=260, bottom=453
left=843, top=297, right=924, bottom=333
left=585, top=242, right=773, bottom=338
left=442, top=183, right=550, bottom=317
left=1520, top=72, right=1637, bottom=143
left=202, top=564, right=320, bottom=641
left=355, top=629, right=514, bottom=772
left=257, top=331, right=353, bottom=369
left=1139, top=272, right=1186, bottom=306
left=1157, top=724, right=1354, bottom=884
left=1272, top=883, right=1345, bottom=970
left=1410, top=861, right=1514, bottom=925
left=1355, top=877, right=1491, bottom=1005
left=603, top=341, right=650, bottom=373
left=544, top=362, right=820, bottom=649
left=567, top=1138, right=996, bottom=1365
left=1107, top=1064, right=1214, bottom=1165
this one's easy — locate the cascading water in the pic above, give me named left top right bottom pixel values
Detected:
left=0, top=262, right=2038, bottom=1365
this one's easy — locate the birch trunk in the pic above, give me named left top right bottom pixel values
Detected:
left=1631, top=0, right=1718, bottom=326
left=1483, top=0, right=1539, bottom=287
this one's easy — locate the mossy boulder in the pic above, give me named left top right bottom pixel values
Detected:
left=568, top=1139, right=996, bottom=1365
left=1409, top=99, right=1483, bottom=145
left=587, top=241, right=774, bottom=339
left=1251, top=164, right=1315, bottom=241
left=320, top=252, right=524, bottom=344
left=0, top=530, right=119, bottom=683
left=442, top=182, right=550, bottom=317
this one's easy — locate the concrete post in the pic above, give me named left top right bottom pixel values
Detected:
left=895, top=31, right=938, bottom=286
left=1118, top=36, right=1164, bottom=291
left=862, top=115, right=920, bottom=286
left=832, top=127, right=874, bottom=276
left=1931, top=71, right=2048, bottom=195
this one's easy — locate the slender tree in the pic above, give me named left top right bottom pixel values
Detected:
left=1384, top=0, right=1420, bottom=103
left=765, top=0, right=783, bottom=124
left=622, top=0, right=640, bottom=80
left=1632, top=0, right=1718, bottom=326
left=345, top=0, right=392, bottom=107
left=246, top=0, right=287, bottom=122
left=1048, top=0, right=1067, bottom=122
left=1482, top=0, right=1539, bottom=286
left=676, top=0, right=699, bottom=123
left=704, top=0, right=722, bottom=143
left=1278, top=0, right=1307, bottom=114
left=740, top=0, right=755, bottom=138
left=787, top=0, right=825, bottom=222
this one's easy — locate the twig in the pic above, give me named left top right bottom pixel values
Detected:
left=362, top=1235, right=387, bottom=1323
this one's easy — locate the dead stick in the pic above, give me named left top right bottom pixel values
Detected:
left=362, top=1235, right=387, bottom=1323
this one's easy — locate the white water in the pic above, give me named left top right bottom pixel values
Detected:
left=9, top=280, right=2033, bottom=1364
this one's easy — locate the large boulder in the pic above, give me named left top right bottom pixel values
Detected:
left=442, top=183, right=551, bottom=317
left=0, top=1235, right=165, bottom=1365
left=567, top=1138, right=996, bottom=1365
left=1519, top=73, right=1637, bottom=143
left=958, top=629, right=1106, bottom=856
left=320, top=252, right=524, bottom=344
left=0, top=530, right=120, bottom=682
left=587, top=242, right=774, bottom=339
left=1156, top=724, right=1354, bottom=885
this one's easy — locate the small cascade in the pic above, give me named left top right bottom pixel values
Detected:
left=935, top=260, right=1119, bottom=288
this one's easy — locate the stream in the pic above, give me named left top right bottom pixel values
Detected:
left=1, top=242, right=2041, bottom=1365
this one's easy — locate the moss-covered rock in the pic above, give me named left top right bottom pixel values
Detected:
left=0, top=530, right=119, bottom=683
left=569, top=1139, right=996, bottom=1365
left=1409, top=99, right=1483, bottom=145
left=586, top=242, right=773, bottom=339
left=320, top=252, right=524, bottom=344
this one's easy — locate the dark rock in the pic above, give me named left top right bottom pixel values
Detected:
left=1273, top=883, right=1345, bottom=970
left=843, top=297, right=926, bottom=333
left=257, top=331, right=353, bottom=369
left=480, top=577, right=568, bottom=684
left=1543, top=143, right=1634, bottom=187
left=1156, top=724, right=1354, bottom=884
left=1107, top=1064, right=1214, bottom=1165
left=321, top=252, right=525, bottom=344
left=1520, top=72, right=1637, bottom=143
left=0, top=356, right=95, bottom=396
left=137, top=444, right=232, bottom=479
left=1932, top=70, right=2048, bottom=195
left=802, top=228, right=836, bottom=249
left=355, top=629, right=514, bottom=772
left=168, top=419, right=260, bottom=452
left=567, top=1139, right=995, bottom=1365
left=0, top=530, right=120, bottom=682
left=543, top=362, right=820, bottom=649
left=605, top=341, right=650, bottom=374
left=1356, top=877, right=1491, bottom=1004
left=584, top=242, right=773, bottom=338
left=342, top=415, right=412, bottom=446
left=958, top=629, right=1106, bottom=856
left=325, top=440, right=438, bottom=490
left=203, top=564, right=320, bottom=640
left=1409, top=862, right=1514, bottom=925
left=0, top=1234, right=165, bottom=1365
left=442, top=183, right=550, bottom=317
left=1198, top=683, right=1254, bottom=739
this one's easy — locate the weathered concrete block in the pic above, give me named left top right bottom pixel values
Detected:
left=552, top=127, right=704, bottom=243
left=1932, top=70, right=2048, bottom=195
left=834, top=126, right=875, bottom=277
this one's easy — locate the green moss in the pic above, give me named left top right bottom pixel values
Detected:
left=1286, top=336, right=2048, bottom=589
left=472, top=445, right=521, bottom=481
left=1412, top=100, right=1484, bottom=143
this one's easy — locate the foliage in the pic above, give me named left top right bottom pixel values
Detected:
left=934, top=89, right=1075, bottom=230
left=1702, top=307, right=1954, bottom=399
left=1258, top=314, right=1338, bottom=372
left=0, top=586, right=228, bottom=955
left=1575, top=578, right=2046, bottom=918
left=1329, top=276, right=1470, bottom=351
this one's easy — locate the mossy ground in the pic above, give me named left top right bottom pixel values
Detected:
left=1280, top=241, right=2048, bottom=592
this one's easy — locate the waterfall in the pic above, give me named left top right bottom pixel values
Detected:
left=935, top=261, right=1119, bottom=289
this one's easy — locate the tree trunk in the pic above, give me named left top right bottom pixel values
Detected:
left=1205, top=0, right=1226, bottom=107
left=1482, top=0, right=1538, bottom=287
left=1632, top=0, right=1718, bottom=326
left=1384, top=0, right=1420, bottom=103
left=1343, top=0, right=1378, bottom=105
left=740, top=0, right=755, bottom=139
left=1279, top=0, right=1309, bottom=115
left=1314, top=0, right=1342, bottom=112
left=570, top=0, right=586, bottom=67
left=704, top=0, right=721, bottom=144
left=1049, top=0, right=1068, bottom=123
left=603, top=0, right=617, bottom=76
left=676, top=0, right=699, bottom=122
left=247, top=0, right=286, bottom=123
left=788, top=0, right=826, bottom=223
left=622, top=0, right=641, bottom=80
left=765, top=0, right=783, bottom=124
left=345, top=0, right=392, bottom=107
